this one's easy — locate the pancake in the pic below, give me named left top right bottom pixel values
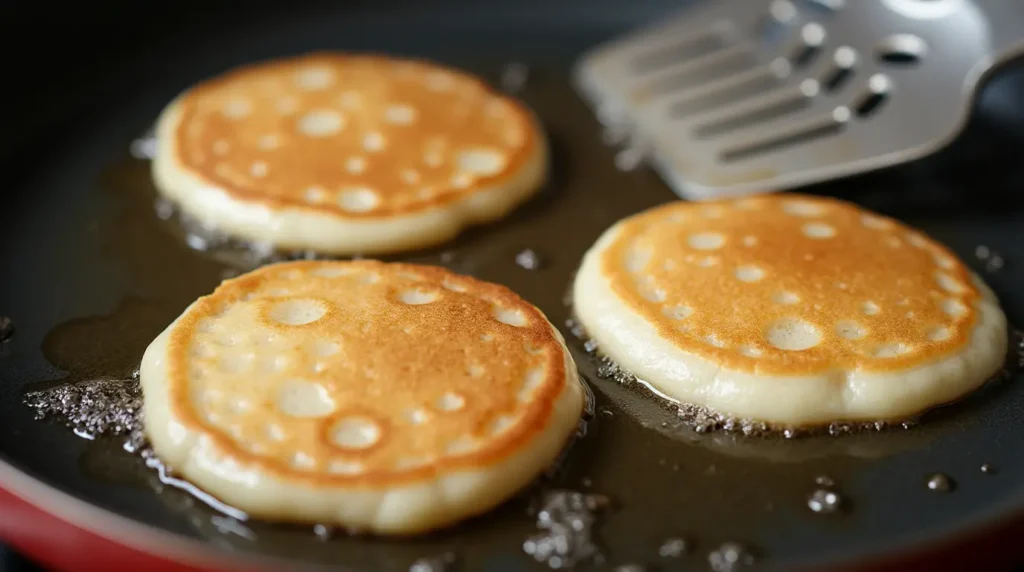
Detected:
left=152, top=53, right=547, bottom=255
left=573, top=194, right=1007, bottom=427
left=140, top=260, right=584, bottom=533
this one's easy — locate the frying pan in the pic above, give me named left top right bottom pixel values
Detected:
left=2, top=0, right=1024, bottom=570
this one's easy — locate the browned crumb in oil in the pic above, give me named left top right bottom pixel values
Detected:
left=974, top=245, right=1006, bottom=273
left=409, top=552, right=457, bottom=572
left=806, top=489, right=842, bottom=514
left=926, top=473, right=955, bottom=492
left=23, top=370, right=142, bottom=439
left=523, top=490, right=610, bottom=569
left=515, top=248, right=544, bottom=270
left=499, top=62, right=529, bottom=93
left=707, top=542, right=756, bottom=572
left=658, top=536, right=690, bottom=558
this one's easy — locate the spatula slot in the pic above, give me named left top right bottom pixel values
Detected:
left=877, top=33, right=926, bottom=66
left=792, top=23, right=827, bottom=68
left=641, top=50, right=759, bottom=96
left=854, top=73, right=891, bottom=117
left=695, top=95, right=811, bottom=139
left=632, top=33, right=729, bottom=74
left=670, top=71, right=784, bottom=117
left=719, top=119, right=844, bottom=162
left=823, top=46, right=857, bottom=92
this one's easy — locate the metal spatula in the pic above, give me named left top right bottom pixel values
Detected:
left=573, top=0, right=1024, bottom=200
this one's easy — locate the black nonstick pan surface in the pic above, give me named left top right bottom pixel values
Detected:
left=2, top=0, right=1024, bottom=570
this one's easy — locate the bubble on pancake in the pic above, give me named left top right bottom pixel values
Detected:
left=345, top=156, right=367, bottom=174
left=764, top=318, right=821, bottom=351
left=782, top=200, right=825, bottom=217
left=277, top=380, right=336, bottom=418
left=436, top=392, right=466, bottom=411
left=297, top=109, right=345, bottom=137
left=222, top=98, right=253, bottom=119
left=267, top=298, right=329, bottom=326
left=400, top=288, right=439, bottom=305
left=304, top=186, right=328, bottom=204
left=696, top=256, right=719, bottom=267
left=663, top=305, right=693, bottom=320
left=328, top=416, right=382, bottom=450
left=687, top=232, right=725, bottom=250
left=518, top=368, right=546, bottom=401
left=939, top=298, right=966, bottom=317
left=495, top=306, right=528, bottom=327
left=860, top=214, right=891, bottom=230
left=217, top=352, right=252, bottom=374
left=338, top=187, right=380, bottom=213
left=249, top=161, right=269, bottom=177
left=384, top=104, right=416, bottom=125
left=773, top=291, right=800, bottom=305
left=734, top=265, right=765, bottom=283
left=834, top=320, right=867, bottom=341
left=457, top=148, right=506, bottom=176
left=801, top=222, right=836, bottom=239
left=738, top=345, right=763, bottom=357
left=935, top=272, right=965, bottom=293
left=294, top=66, right=335, bottom=90
left=362, top=132, right=386, bottom=152
left=255, top=134, right=280, bottom=150
left=276, top=96, right=300, bottom=114
left=450, top=172, right=475, bottom=188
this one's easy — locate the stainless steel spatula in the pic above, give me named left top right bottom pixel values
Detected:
left=573, top=0, right=1024, bottom=200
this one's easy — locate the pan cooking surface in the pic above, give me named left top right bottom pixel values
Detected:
left=2, top=2, right=1024, bottom=569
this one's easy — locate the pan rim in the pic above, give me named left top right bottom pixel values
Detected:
left=2, top=441, right=1023, bottom=569
left=0, top=457, right=329, bottom=571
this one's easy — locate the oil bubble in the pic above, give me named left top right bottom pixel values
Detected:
left=708, top=542, right=755, bottom=572
left=807, top=489, right=842, bottom=514
left=926, top=473, right=955, bottom=492
left=658, top=537, right=690, bottom=558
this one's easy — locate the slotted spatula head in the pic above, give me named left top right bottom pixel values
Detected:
left=573, top=0, right=1024, bottom=200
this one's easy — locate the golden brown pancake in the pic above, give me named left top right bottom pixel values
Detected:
left=140, top=260, right=584, bottom=533
left=152, top=53, right=547, bottom=254
left=573, top=194, right=1007, bottom=426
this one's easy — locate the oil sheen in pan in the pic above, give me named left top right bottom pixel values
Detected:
left=12, top=65, right=1024, bottom=571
